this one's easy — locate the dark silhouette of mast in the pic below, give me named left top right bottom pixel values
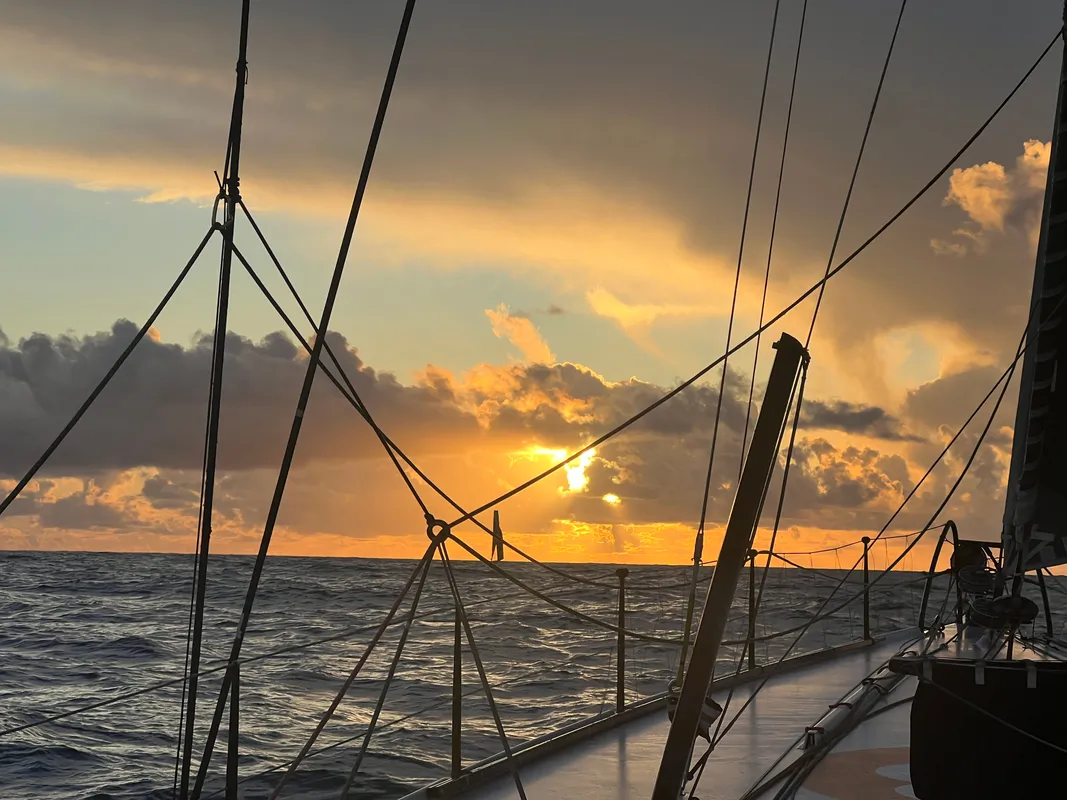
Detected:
left=179, top=1, right=251, bottom=796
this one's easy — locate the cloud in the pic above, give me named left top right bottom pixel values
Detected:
left=3, top=0, right=1056, bottom=404
left=801, top=400, right=923, bottom=442
left=932, top=139, right=1049, bottom=256
left=3, top=317, right=1005, bottom=553
left=484, top=303, right=555, bottom=363
left=585, top=287, right=711, bottom=349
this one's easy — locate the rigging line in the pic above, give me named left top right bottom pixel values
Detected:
left=769, top=552, right=864, bottom=583
left=726, top=283, right=1040, bottom=651
left=338, top=559, right=432, bottom=799
left=182, top=34, right=250, bottom=787
left=173, top=240, right=231, bottom=799
left=233, top=238, right=623, bottom=594
left=774, top=530, right=917, bottom=555
left=0, top=574, right=589, bottom=741
left=230, top=244, right=430, bottom=516
left=233, top=215, right=430, bottom=518
left=684, top=0, right=785, bottom=667
left=713, top=326, right=1023, bottom=748
left=447, top=523, right=942, bottom=653
left=202, top=643, right=619, bottom=797
left=236, top=242, right=657, bottom=596
left=712, top=361, right=808, bottom=747
left=0, top=228, right=216, bottom=517
left=805, top=0, right=908, bottom=347
left=682, top=307, right=804, bottom=682
left=699, top=0, right=784, bottom=552
left=445, top=533, right=685, bottom=645
left=443, top=26, right=1058, bottom=534
left=742, top=0, right=809, bottom=470
left=437, top=539, right=528, bottom=800
left=191, top=5, right=420, bottom=793
left=266, top=543, right=435, bottom=800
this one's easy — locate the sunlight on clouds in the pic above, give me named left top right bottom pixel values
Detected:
left=585, top=286, right=714, bottom=352
left=485, top=303, right=555, bottom=363
left=510, top=445, right=597, bottom=494
left=602, top=493, right=621, bottom=506
left=0, top=140, right=768, bottom=326
left=933, top=139, right=1050, bottom=256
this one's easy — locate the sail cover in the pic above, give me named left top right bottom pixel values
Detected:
left=1002, top=66, right=1067, bottom=575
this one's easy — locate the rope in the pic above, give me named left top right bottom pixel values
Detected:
left=200, top=644, right=617, bottom=797
left=266, top=543, right=434, bottom=799
left=684, top=0, right=790, bottom=679
left=234, top=210, right=431, bottom=518
left=804, top=0, right=908, bottom=347
left=768, top=552, right=852, bottom=584
left=0, top=228, right=216, bottom=517
left=698, top=0, right=783, bottom=561
left=233, top=236, right=629, bottom=593
left=337, top=559, right=432, bottom=798
left=441, top=28, right=1058, bottom=533
left=742, top=0, right=808, bottom=467
left=445, top=534, right=685, bottom=645
left=437, top=538, right=528, bottom=799
left=173, top=229, right=231, bottom=799
left=711, top=315, right=1025, bottom=748
left=774, top=530, right=916, bottom=556
left=191, top=6, right=421, bottom=791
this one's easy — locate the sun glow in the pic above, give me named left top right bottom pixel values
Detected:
left=512, top=445, right=597, bottom=494
left=602, top=493, right=621, bottom=505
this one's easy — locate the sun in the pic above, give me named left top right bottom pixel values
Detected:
left=511, top=445, right=598, bottom=495
left=602, top=493, right=621, bottom=505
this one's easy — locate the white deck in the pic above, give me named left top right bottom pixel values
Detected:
left=407, top=631, right=919, bottom=800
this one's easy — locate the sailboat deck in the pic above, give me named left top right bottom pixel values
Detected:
left=404, top=631, right=918, bottom=800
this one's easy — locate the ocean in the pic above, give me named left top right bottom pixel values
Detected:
left=0, top=550, right=983, bottom=799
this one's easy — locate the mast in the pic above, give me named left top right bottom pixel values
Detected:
left=1001, top=4, right=1067, bottom=580
left=651, top=333, right=807, bottom=799
left=179, top=2, right=251, bottom=796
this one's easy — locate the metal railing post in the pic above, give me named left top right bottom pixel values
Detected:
left=451, top=605, right=462, bottom=778
left=861, top=536, right=871, bottom=640
left=747, top=549, right=757, bottom=670
left=616, top=568, right=629, bottom=713
left=226, top=662, right=239, bottom=800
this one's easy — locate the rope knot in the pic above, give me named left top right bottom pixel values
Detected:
left=425, top=516, right=451, bottom=545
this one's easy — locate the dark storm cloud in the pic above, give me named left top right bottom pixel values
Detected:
left=801, top=399, right=922, bottom=442
left=0, top=0, right=1060, bottom=367
left=0, top=320, right=482, bottom=476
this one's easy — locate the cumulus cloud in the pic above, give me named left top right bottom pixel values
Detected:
left=0, top=318, right=978, bottom=548
left=932, top=139, right=1050, bottom=256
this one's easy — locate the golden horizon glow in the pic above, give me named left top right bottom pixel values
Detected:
left=603, top=493, right=621, bottom=505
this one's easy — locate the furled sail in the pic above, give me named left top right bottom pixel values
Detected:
left=1002, top=41, right=1067, bottom=576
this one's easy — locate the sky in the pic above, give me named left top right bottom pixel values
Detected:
left=0, top=0, right=1063, bottom=566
